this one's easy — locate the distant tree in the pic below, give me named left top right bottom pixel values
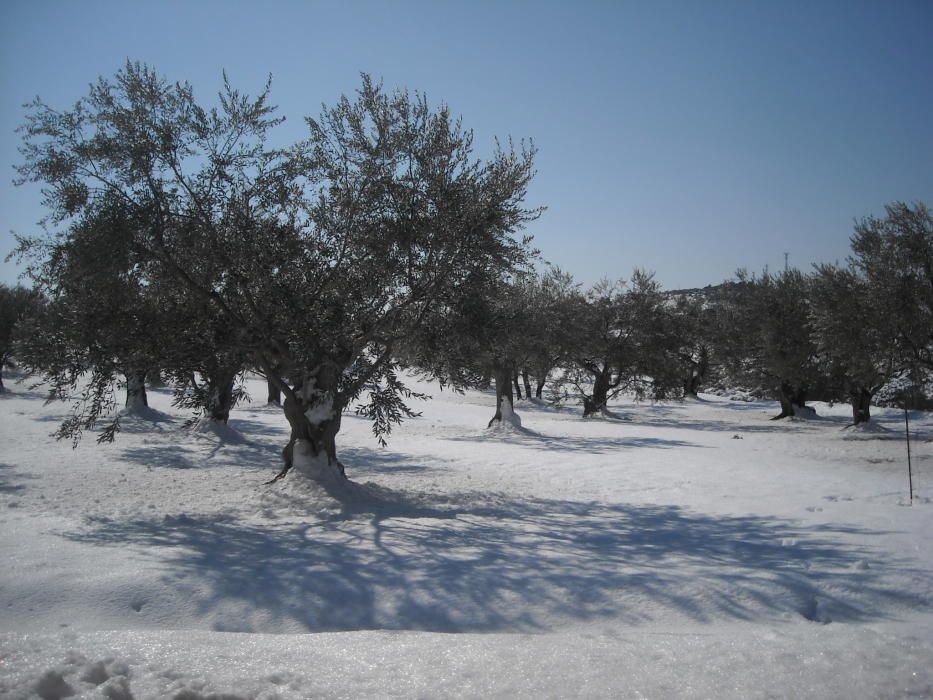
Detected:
left=849, top=201, right=933, bottom=375
left=264, top=365, right=284, bottom=406
left=758, top=270, right=822, bottom=418
left=12, top=198, right=168, bottom=442
left=711, top=278, right=757, bottom=393
left=666, top=291, right=724, bottom=399
left=17, top=63, right=539, bottom=481
left=0, top=284, right=37, bottom=392
left=156, top=284, right=251, bottom=427
left=563, top=270, right=671, bottom=417
left=805, top=202, right=932, bottom=425
left=718, top=270, right=821, bottom=418
left=810, top=264, right=900, bottom=425
left=14, top=194, right=256, bottom=437
left=479, top=278, right=537, bottom=427
left=519, top=266, right=582, bottom=399
left=407, top=270, right=536, bottom=429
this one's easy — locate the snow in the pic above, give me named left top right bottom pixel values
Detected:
left=1, top=373, right=932, bottom=698
left=187, top=416, right=247, bottom=443
left=489, top=395, right=522, bottom=430
left=289, top=438, right=343, bottom=487
left=304, top=399, right=334, bottom=426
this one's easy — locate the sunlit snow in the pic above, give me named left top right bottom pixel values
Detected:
left=1, top=373, right=931, bottom=698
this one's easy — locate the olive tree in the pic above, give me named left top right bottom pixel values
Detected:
left=810, top=264, right=899, bottom=425
left=0, top=284, right=37, bottom=392
left=12, top=199, right=167, bottom=442
left=717, top=270, right=821, bottom=419
left=563, top=270, right=671, bottom=417
left=518, top=266, right=581, bottom=400
left=849, top=201, right=933, bottom=375
left=17, top=63, right=538, bottom=483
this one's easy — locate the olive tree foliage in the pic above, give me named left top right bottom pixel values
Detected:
left=403, top=268, right=536, bottom=429
left=154, top=279, right=251, bottom=427
left=665, top=291, right=730, bottom=399
left=717, top=269, right=822, bottom=418
left=558, top=270, right=672, bottom=417
left=809, top=264, right=901, bottom=425
left=807, top=202, right=931, bottom=424
left=12, top=199, right=168, bottom=443
left=16, top=63, right=539, bottom=482
left=849, top=201, right=933, bottom=376
left=0, top=284, right=38, bottom=392
left=517, top=266, right=582, bottom=400
left=13, top=194, right=253, bottom=439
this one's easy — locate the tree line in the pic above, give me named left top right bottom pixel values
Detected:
left=2, top=63, right=930, bottom=484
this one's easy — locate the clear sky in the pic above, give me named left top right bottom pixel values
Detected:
left=1, top=0, right=931, bottom=290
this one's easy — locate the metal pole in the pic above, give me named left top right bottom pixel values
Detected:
left=905, top=407, right=913, bottom=505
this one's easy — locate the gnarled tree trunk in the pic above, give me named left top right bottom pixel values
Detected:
left=683, top=372, right=702, bottom=399
left=772, top=381, right=809, bottom=420
left=270, top=365, right=347, bottom=485
left=773, top=381, right=795, bottom=420
left=206, top=371, right=238, bottom=424
left=125, top=371, right=148, bottom=409
left=535, top=376, right=546, bottom=399
left=683, top=347, right=709, bottom=399
left=489, top=363, right=521, bottom=428
left=850, top=387, right=872, bottom=425
left=521, top=369, right=532, bottom=400
left=512, top=371, right=523, bottom=400
left=532, top=362, right=552, bottom=399
left=266, top=377, right=281, bottom=406
left=583, top=369, right=612, bottom=418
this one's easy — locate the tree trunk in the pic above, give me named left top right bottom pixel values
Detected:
left=792, top=386, right=808, bottom=409
left=207, top=374, right=237, bottom=423
left=266, top=377, right=281, bottom=406
left=535, top=376, right=546, bottom=399
left=583, top=370, right=611, bottom=418
left=850, top=387, right=872, bottom=425
left=521, top=369, right=532, bottom=400
left=683, top=347, right=708, bottom=399
left=271, top=367, right=347, bottom=485
left=772, top=381, right=795, bottom=420
left=513, top=371, right=523, bottom=400
left=772, top=382, right=811, bottom=420
left=533, top=363, right=551, bottom=399
left=125, top=371, right=148, bottom=409
left=489, top=364, right=520, bottom=428
left=683, top=372, right=702, bottom=398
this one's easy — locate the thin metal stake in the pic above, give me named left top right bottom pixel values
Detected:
left=905, top=407, right=914, bottom=505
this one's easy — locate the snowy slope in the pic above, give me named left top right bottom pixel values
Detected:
left=1, top=374, right=931, bottom=698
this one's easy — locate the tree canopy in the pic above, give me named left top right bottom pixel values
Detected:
left=15, top=63, right=540, bottom=480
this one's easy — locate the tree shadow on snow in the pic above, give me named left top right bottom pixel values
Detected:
left=0, top=388, right=48, bottom=403
left=445, top=427, right=702, bottom=453
left=65, top=480, right=928, bottom=634
left=340, top=446, right=451, bottom=477
left=0, top=463, right=36, bottom=494
left=120, top=436, right=281, bottom=471
left=625, top=415, right=835, bottom=435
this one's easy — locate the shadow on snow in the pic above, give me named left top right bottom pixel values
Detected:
left=445, top=426, right=702, bottom=453
left=65, top=471, right=926, bottom=634
left=0, top=463, right=36, bottom=494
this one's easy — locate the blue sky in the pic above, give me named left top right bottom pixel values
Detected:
left=1, top=0, right=931, bottom=290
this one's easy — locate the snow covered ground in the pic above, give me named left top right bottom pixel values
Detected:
left=1, top=373, right=931, bottom=699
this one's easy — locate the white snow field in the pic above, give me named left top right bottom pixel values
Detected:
left=1, top=373, right=932, bottom=699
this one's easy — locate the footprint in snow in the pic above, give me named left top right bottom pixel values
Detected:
left=800, top=596, right=832, bottom=624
